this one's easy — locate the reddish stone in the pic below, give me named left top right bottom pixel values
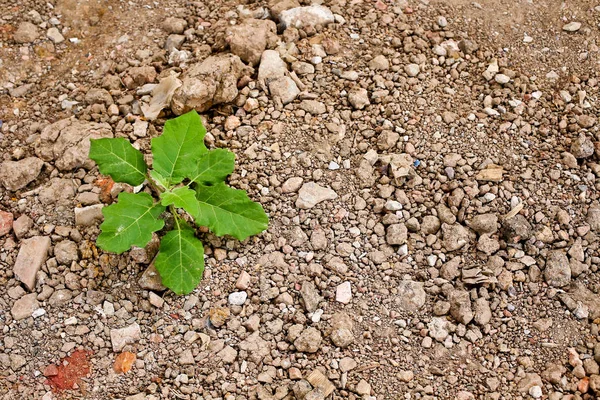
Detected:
left=0, top=210, right=13, bottom=236
left=46, top=350, right=92, bottom=391
left=44, top=364, right=59, bottom=377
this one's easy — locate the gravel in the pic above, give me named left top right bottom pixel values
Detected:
left=3, top=0, right=600, bottom=398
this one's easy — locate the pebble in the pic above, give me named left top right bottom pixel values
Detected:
left=228, top=291, right=248, bottom=306
left=296, top=182, right=337, bottom=209
left=335, top=281, right=352, bottom=304
left=11, top=294, right=40, bottom=320
left=563, top=22, right=582, bottom=32
left=13, top=236, right=51, bottom=291
left=110, top=323, right=142, bottom=352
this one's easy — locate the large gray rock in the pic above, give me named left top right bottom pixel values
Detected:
left=171, top=54, right=253, bottom=114
left=544, top=251, right=571, bottom=288
left=13, top=22, right=39, bottom=43
left=0, top=157, right=44, bottom=191
left=386, top=223, right=407, bottom=245
left=449, top=290, right=473, bottom=325
left=294, top=327, right=322, bottom=353
left=501, top=214, right=533, bottom=243
left=442, top=223, right=471, bottom=251
left=36, top=118, right=113, bottom=171
left=396, top=280, right=426, bottom=312
left=226, top=19, right=277, bottom=66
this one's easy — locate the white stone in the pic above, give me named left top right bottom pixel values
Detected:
left=562, top=22, right=581, bottom=32
left=405, top=63, right=420, bottom=77
left=494, top=74, right=510, bottom=84
left=228, top=291, right=248, bottom=306
left=336, top=281, right=352, bottom=304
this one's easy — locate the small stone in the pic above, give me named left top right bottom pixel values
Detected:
left=473, top=298, right=492, bottom=326
left=348, top=88, right=370, bottom=109
left=269, top=77, right=300, bottom=104
left=369, top=55, right=389, bottom=70
left=387, top=223, right=407, bottom=245
left=428, top=317, right=450, bottom=341
left=502, top=215, right=533, bottom=243
left=494, top=74, right=510, bottom=84
left=74, top=205, right=104, bottom=227
left=236, top=271, right=251, bottom=290
left=405, top=63, right=420, bottom=77
left=13, top=236, right=51, bottom=291
left=571, top=134, right=595, bottom=158
left=398, top=370, right=414, bottom=382
left=46, top=27, right=65, bottom=43
left=294, top=327, right=322, bottom=353
left=13, top=215, right=33, bottom=239
left=282, top=177, right=304, bottom=193
left=563, top=22, right=582, bottom=32
left=0, top=157, right=44, bottom=191
left=299, top=100, right=326, bottom=115
left=280, top=5, right=335, bottom=30
left=296, top=182, right=337, bottom=209
left=469, top=214, right=498, bottom=235
left=442, top=223, right=470, bottom=251
left=544, top=251, right=571, bottom=288
left=224, top=116, right=241, bottom=131
left=162, top=17, right=187, bottom=34
left=54, top=240, right=78, bottom=265
left=139, top=263, right=167, bottom=291
left=356, top=380, right=371, bottom=396
left=110, top=323, right=142, bottom=352
left=449, top=290, right=474, bottom=325
left=529, top=386, right=543, bottom=398
left=209, top=307, right=230, bottom=327
left=11, top=293, right=40, bottom=320
left=396, top=280, right=426, bottom=312
left=335, top=282, right=352, bottom=304
left=0, top=211, right=13, bottom=236
left=306, top=369, right=335, bottom=396
left=300, top=281, right=322, bottom=312
left=217, top=346, right=238, bottom=364
left=228, top=291, right=248, bottom=306
left=339, top=357, right=357, bottom=372
left=148, top=292, right=164, bottom=308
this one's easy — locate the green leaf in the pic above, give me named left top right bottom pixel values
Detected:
left=160, top=186, right=199, bottom=217
left=97, top=192, right=166, bottom=254
left=89, top=138, right=147, bottom=186
left=151, top=110, right=207, bottom=185
left=189, top=149, right=235, bottom=185
left=149, top=170, right=169, bottom=190
left=193, top=182, right=268, bottom=241
left=155, top=221, right=205, bottom=295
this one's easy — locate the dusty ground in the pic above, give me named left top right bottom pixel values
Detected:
left=2, top=0, right=600, bottom=399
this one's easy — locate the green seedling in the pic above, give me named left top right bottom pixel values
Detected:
left=89, top=110, right=268, bottom=294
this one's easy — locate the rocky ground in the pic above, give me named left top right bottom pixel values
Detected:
left=2, top=0, right=600, bottom=399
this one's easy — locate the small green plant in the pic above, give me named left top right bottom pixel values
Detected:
left=89, top=110, right=268, bottom=294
